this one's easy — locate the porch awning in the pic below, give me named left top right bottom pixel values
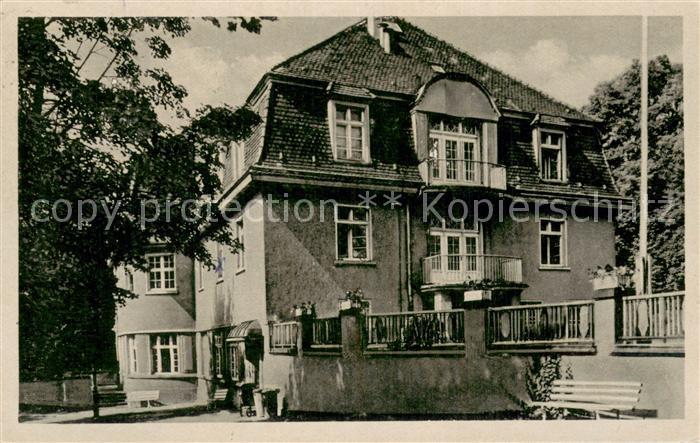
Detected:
left=226, top=320, right=263, bottom=342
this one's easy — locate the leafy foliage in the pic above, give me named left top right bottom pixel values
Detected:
left=584, top=56, right=684, bottom=292
left=19, top=17, right=272, bottom=381
left=524, top=354, right=572, bottom=419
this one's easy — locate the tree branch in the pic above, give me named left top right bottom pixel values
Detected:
left=95, top=28, right=135, bottom=83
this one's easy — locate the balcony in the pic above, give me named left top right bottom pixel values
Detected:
left=422, top=254, right=523, bottom=287
left=269, top=320, right=299, bottom=354
left=365, top=309, right=465, bottom=352
left=486, top=300, right=596, bottom=353
left=418, top=158, right=507, bottom=190
left=617, top=291, right=684, bottom=354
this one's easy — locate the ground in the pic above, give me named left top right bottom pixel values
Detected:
left=19, top=403, right=269, bottom=424
left=19, top=403, right=529, bottom=423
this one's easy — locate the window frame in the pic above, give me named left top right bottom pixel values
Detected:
left=128, top=335, right=138, bottom=374
left=228, top=343, right=240, bottom=381
left=215, top=243, right=225, bottom=283
left=150, top=334, right=180, bottom=374
left=146, top=253, right=177, bottom=294
left=197, top=260, right=204, bottom=291
left=426, top=220, right=482, bottom=274
left=328, top=100, right=371, bottom=164
left=539, top=217, right=568, bottom=269
left=334, top=203, right=373, bottom=262
left=124, top=268, right=134, bottom=292
left=428, top=116, right=482, bottom=183
left=213, top=333, right=224, bottom=378
left=235, top=217, right=245, bottom=272
left=534, top=128, right=567, bottom=183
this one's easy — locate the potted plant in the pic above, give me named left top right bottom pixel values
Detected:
left=339, top=288, right=370, bottom=312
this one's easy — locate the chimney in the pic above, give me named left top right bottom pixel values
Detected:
left=367, top=17, right=377, bottom=39
left=378, top=20, right=402, bottom=54
left=380, top=26, right=391, bottom=53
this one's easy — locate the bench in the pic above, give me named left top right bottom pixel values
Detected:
left=126, top=390, right=160, bottom=408
left=530, top=380, right=643, bottom=419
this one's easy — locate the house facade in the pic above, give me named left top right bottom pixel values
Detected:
left=114, top=17, right=637, bottom=411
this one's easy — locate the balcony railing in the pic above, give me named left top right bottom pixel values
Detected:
left=619, top=291, right=684, bottom=348
left=422, top=254, right=522, bottom=286
left=487, top=301, right=595, bottom=352
left=365, top=309, right=465, bottom=351
left=419, top=158, right=507, bottom=190
left=311, top=316, right=342, bottom=349
left=269, top=321, right=299, bottom=353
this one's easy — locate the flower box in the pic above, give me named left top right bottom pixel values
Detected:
left=463, top=289, right=492, bottom=302
left=591, top=273, right=619, bottom=291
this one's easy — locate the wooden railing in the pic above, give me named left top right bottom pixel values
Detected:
left=487, top=301, right=595, bottom=351
left=418, top=159, right=507, bottom=190
left=620, top=291, right=684, bottom=346
left=365, top=309, right=465, bottom=351
left=423, top=254, right=522, bottom=286
left=311, top=317, right=342, bottom=349
left=269, top=321, right=298, bottom=352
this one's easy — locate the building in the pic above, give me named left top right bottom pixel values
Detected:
left=114, top=18, right=683, bottom=416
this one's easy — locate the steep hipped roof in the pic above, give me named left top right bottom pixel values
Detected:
left=272, top=18, right=594, bottom=122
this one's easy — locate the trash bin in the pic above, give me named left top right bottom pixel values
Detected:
left=252, top=389, right=265, bottom=418
left=262, top=388, right=280, bottom=418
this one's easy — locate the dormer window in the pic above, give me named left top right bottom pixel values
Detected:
left=328, top=101, right=370, bottom=163
left=535, top=128, right=567, bottom=182
left=428, top=116, right=481, bottom=182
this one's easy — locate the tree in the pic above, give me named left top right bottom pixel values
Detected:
left=18, top=17, right=273, bottom=417
left=584, top=55, right=684, bottom=292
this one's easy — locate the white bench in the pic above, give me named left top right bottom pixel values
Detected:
left=126, top=390, right=160, bottom=408
left=530, top=380, right=643, bottom=419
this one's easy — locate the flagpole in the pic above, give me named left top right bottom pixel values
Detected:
left=638, top=15, right=650, bottom=294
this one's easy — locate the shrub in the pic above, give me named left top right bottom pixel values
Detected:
left=524, top=354, right=573, bottom=419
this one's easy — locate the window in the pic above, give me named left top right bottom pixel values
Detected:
left=128, top=335, right=137, bottom=374
left=124, top=268, right=134, bottom=292
left=428, top=116, right=481, bottom=183
left=213, top=333, right=223, bottom=378
left=426, top=212, right=481, bottom=277
left=235, top=218, right=245, bottom=271
left=540, top=218, right=567, bottom=267
left=147, top=253, right=176, bottom=292
left=151, top=334, right=179, bottom=374
left=223, top=141, right=245, bottom=185
left=536, top=129, right=566, bottom=181
left=228, top=344, right=241, bottom=381
left=197, top=260, right=203, bottom=290
left=329, top=101, right=369, bottom=162
left=215, top=244, right=225, bottom=282
left=335, top=204, right=371, bottom=261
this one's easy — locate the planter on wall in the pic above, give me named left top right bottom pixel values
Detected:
left=463, top=289, right=492, bottom=302
left=591, top=274, right=619, bottom=291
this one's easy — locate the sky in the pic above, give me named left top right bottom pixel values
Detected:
left=148, top=16, right=683, bottom=116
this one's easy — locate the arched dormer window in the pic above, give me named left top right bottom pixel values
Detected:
left=412, top=75, right=505, bottom=189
